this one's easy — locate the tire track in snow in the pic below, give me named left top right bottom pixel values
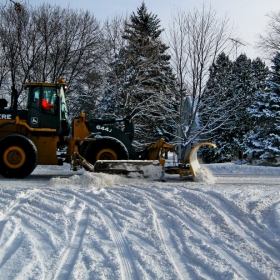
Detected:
left=0, top=189, right=37, bottom=235
left=0, top=218, right=23, bottom=270
left=19, top=207, right=63, bottom=240
left=7, top=190, right=78, bottom=279
left=150, top=205, right=192, bottom=280
left=0, top=189, right=47, bottom=279
left=123, top=186, right=260, bottom=280
left=19, top=228, right=49, bottom=279
left=179, top=189, right=273, bottom=280
left=111, top=187, right=218, bottom=279
left=110, top=188, right=193, bottom=280
left=110, top=186, right=218, bottom=278
left=98, top=210, right=138, bottom=280
left=1, top=192, right=61, bottom=278
left=196, top=190, right=280, bottom=263
left=0, top=189, right=38, bottom=251
left=17, top=214, right=56, bottom=278
left=64, top=189, right=139, bottom=280
left=53, top=202, right=89, bottom=280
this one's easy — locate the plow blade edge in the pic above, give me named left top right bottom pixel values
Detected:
left=94, top=160, right=163, bottom=178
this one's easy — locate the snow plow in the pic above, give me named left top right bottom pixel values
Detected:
left=73, top=140, right=217, bottom=180
left=0, top=79, right=216, bottom=179
left=164, top=142, right=217, bottom=178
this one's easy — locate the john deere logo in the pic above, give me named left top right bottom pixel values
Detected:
left=0, top=114, right=12, bottom=119
left=31, top=117, right=38, bottom=124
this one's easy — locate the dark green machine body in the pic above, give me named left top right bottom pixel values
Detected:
left=86, top=117, right=138, bottom=160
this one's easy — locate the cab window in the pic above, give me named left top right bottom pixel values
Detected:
left=41, top=87, right=58, bottom=115
left=27, top=86, right=40, bottom=109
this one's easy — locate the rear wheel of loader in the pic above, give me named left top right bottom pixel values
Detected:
left=84, top=137, right=129, bottom=167
left=0, top=134, right=38, bottom=178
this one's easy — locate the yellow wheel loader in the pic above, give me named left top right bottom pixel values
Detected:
left=0, top=79, right=216, bottom=179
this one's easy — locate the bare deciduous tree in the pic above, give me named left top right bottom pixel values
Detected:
left=0, top=3, right=29, bottom=108
left=0, top=47, right=9, bottom=100
left=97, top=15, right=127, bottom=118
left=102, top=16, right=127, bottom=66
left=257, top=11, right=280, bottom=59
left=0, top=3, right=104, bottom=116
left=167, top=5, right=235, bottom=160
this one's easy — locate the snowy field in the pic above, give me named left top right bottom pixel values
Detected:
left=0, top=163, right=280, bottom=280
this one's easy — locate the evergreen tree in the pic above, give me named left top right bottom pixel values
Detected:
left=200, top=54, right=269, bottom=163
left=200, top=53, right=235, bottom=162
left=244, top=53, right=280, bottom=161
left=229, top=54, right=253, bottom=155
left=101, top=3, right=178, bottom=147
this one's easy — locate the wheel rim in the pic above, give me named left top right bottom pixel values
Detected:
left=96, top=148, right=118, bottom=161
left=3, top=146, right=26, bottom=169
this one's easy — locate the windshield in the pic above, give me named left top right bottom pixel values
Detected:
left=42, top=87, right=58, bottom=113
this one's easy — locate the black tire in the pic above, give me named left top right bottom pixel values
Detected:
left=79, top=135, right=95, bottom=158
left=84, top=137, right=129, bottom=166
left=0, top=134, right=38, bottom=178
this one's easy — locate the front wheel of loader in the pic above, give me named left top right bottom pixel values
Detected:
left=0, top=134, right=38, bottom=178
left=84, top=137, right=129, bottom=167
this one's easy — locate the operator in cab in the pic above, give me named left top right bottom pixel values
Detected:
left=42, top=98, right=55, bottom=109
left=42, top=90, right=57, bottom=110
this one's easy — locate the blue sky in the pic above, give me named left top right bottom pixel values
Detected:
left=6, top=0, right=280, bottom=59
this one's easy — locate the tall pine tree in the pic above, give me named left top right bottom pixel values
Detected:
left=200, top=54, right=269, bottom=162
left=244, top=53, right=280, bottom=161
left=101, top=3, right=178, bottom=147
left=200, top=52, right=236, bottom=162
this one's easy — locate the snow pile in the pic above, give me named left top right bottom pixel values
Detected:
left=49, top=171, right=125, bottom=188
left=194, top=166, right=216, bottom=184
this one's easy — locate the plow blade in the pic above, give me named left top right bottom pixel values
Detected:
left=186, top=142, right=217, bottom=177
left=165, top=142, right=217, bottom=178
left=94, top=160, right=163, bottom=178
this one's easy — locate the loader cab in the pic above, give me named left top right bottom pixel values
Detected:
left=25, top=79, right=70, bottom=136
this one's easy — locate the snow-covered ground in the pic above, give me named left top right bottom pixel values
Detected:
left=0, top=163, right=279, bottom=280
